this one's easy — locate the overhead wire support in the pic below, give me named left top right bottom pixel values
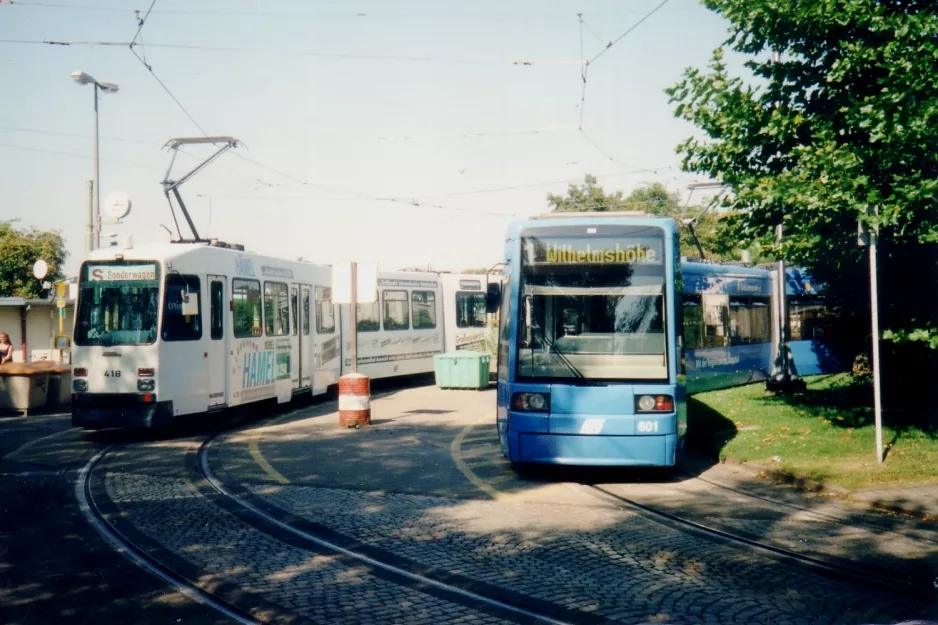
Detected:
left=575, top=0, right=673, bottom=162
left=577, top=13, right=589, bottom=131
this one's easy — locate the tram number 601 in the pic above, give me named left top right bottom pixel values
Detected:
left=104, top=370, right=121, bottom=378
left=637, top=420, right=659, bottom=433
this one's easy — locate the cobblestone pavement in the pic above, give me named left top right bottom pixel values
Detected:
left=205, top=386, right=936, bottom=625
left=98, top=441, right=519, bottom=625
left=231, top=480, right=931, bottom=625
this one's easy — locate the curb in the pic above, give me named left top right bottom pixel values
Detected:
left=716, top=456, right=938, bottom=523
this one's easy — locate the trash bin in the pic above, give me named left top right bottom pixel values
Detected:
left=30, top=361, right=71, bottom=408
left=433, top=352, right=491, bottom=390
left=0, top=364, right=50, bottom=415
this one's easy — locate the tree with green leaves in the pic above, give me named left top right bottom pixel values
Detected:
left=667, top=0, right=938, bottom=350
left=0, top=221, right=67, bottom=298
left=546, top=174, right=629, bottom=213
left=546, top=175, right=739, bottom=261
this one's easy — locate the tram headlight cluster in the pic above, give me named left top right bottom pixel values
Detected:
left=511, top=392, right=550, bottom=412
left=137, top=378, right=155, bottom=392
left=72, top=379, right=88, bottom=392
left=636, top=394, right=674, bottom=413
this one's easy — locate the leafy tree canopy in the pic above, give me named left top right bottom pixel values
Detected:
left=667, top=0, right=938, bottom=345
left=0, top=221, right=67, bottom=298
left=546, top=175, right=744, bottom=261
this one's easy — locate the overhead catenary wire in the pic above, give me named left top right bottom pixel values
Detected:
left=130, top=0, right=157, bottom=48
left=0, top=140, right=155, bottom=168
left=0, top=38, right=585, bottom=66
left=7, top=2, right=688, bottom=18
left=121, top=13, right=525, bottom=220
left=588, top=0, right=673, bottom=65
left=0, top=124, right=159, bottom=146
left=2, top=3, right=686, bottom=223
left=412, top=165, right=679, bottom=200
left=576, top=0, right=675, bottom=162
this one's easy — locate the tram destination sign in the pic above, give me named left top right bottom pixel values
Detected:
left=86, top=263, right=158, bottom=282
left=524, top=236, right=663, bottom=265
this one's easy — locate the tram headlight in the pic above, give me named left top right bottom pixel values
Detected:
left=511, top=392, right=550, bottom=412
left=137, top=378, right=155, bottom=392
left=637, top=394, right=673, bottom=412
left=73, top=379, right=88, bottom=392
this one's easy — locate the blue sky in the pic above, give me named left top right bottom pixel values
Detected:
left=1, top=0, right=737, bottom=275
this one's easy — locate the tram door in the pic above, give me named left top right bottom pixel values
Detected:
left=208, top=275, right=228, bottom=407
left=291, top=285, right=302, bottom=392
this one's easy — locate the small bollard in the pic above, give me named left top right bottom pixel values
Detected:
left=338, top=372, right=371, bottom=428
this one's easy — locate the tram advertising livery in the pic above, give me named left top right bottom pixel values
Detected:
left=494, top=216, right=685, bottom=467
left=69, top=240, right=498, bottom=430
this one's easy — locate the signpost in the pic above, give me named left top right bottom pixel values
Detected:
left=53, top=281, right=69, bottom=361
left=332, top=261, right=378, bottom=374
left=331, top=262, right=378, bottom=428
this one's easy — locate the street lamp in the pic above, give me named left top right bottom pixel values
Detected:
left=71, top=70, right=119, bottom=253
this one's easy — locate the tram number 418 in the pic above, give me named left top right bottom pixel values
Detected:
left=104, top=370, right=122, bottom=377
left=637, top=420, right=659, bottom=433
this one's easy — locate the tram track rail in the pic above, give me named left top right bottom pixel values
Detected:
left=449, top=421, right=938, bottom=601
left=77, top=421, right=580, bottom=625
left=576, top=482, right=938, bottom=601
left=77, top=446, right=262, bottom=625
left=196, top=434, right=576, bottom=625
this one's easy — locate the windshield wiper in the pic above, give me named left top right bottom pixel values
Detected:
left=540, top=333, right=584, bottom=379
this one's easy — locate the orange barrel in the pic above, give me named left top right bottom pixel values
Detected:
left=338, top=373, right=371, bottom=428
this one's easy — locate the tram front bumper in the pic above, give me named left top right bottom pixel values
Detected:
left=72, top=393, right=174, bottom=429
left=512, top=432, right=677, bottom=466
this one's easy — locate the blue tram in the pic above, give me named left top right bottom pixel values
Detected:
left=490, top=213, right=844, bottom=468
left=490, top=213, right=686, bottom=467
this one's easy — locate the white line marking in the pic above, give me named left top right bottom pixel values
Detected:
left=200, top=438, right=572, bottom=625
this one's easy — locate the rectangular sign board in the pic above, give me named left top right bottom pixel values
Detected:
left=332, top=262, right=378, bottom=304
left=87, top=264, right=158, bottom=282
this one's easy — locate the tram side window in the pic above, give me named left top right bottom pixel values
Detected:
left=455, top=292, right=487, bottom=328
left=264, top=281, right=290, bottom=336
left=790, top=299, right=828, bottom=341
left=291, top=288, right=298, bottom=336
left=233, top=279, right=262, bottom=338
left=412, top=291, right=436, bottom=329
left=357, top=301, right=380, bottom=332
left=383, top=290, right=410, bottom=331
left=497, top=276, right=512, bottom=379
left=728, top=297, right=771, bottom=345
left=315, top=287, right=335, bottom=333
left=162, top=274, right=202, bottom=341
left=302, top=289, right=310, bottom=336
left=210, top=281, right=224, bottom=340
left=682, top=295, right=704, bottom=349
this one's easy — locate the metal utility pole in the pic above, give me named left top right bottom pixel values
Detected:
left=776, top=223, right=790, bottom=388
left=84, top=180, right=94, bottom=255
left=349, top=261, right=358, bottom=374
left=858, top=208, right=884, bottom=463
left=71, top=71, right=119, bottom=250
left=869, top=225, right=884, bottom=463
left=93, top=84, right=100, bottom=249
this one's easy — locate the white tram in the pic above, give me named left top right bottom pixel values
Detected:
left=70, top=240, right=494, bottom=429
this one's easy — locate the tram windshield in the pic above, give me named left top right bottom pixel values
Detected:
left=74, top=261, right=161, bottom=346
left=517, top=230, right=668, bottom=382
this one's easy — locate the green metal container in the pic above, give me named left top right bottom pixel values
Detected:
left=434, top=352, right=491, bottom=389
